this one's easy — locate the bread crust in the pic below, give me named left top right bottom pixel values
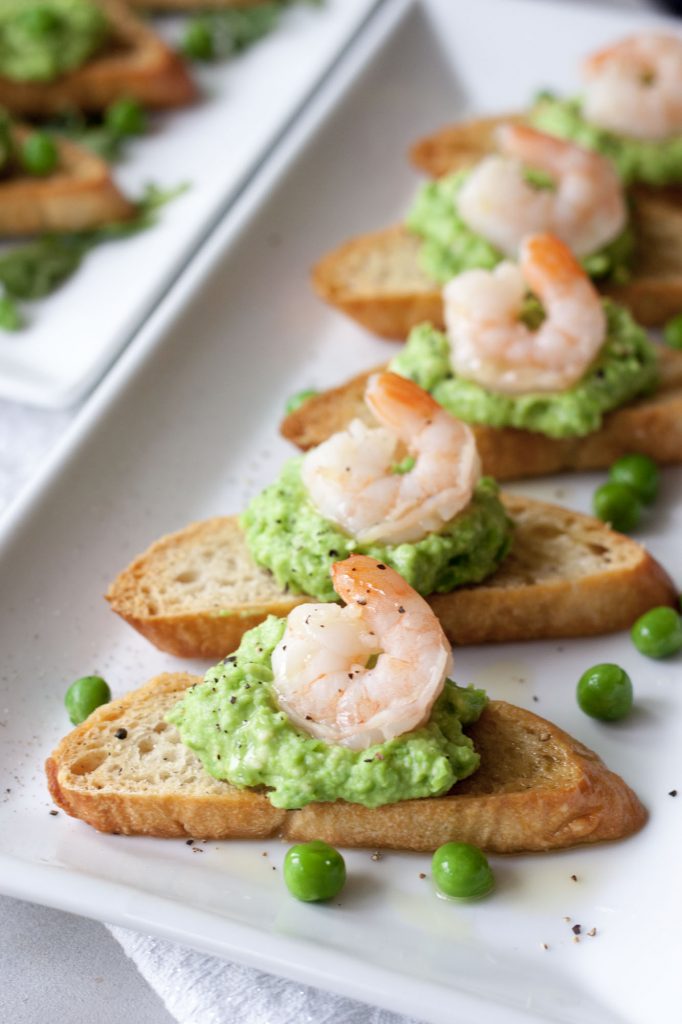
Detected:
left=105, top=502, right=676, bottom=659
left=0, top=129, right=133, bottom=234
left=280, top=347, right=682, bottom=480
left=46, top=674, right=647, bottom=852
left=313, top=112, right=682, bottom=333
left=0, top=1, right=196, bottom=116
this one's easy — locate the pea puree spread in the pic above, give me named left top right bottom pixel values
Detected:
left=390, top=304, right=657, bottom=439
left=166, top=616, right=487, bottom=809
left=407, top=170, right=634, bottom=284
left=0, top=0, right=108, bottom=83
left=532, top=95, right=682, bottom=187
left=241, top=458, right=512, bottom=601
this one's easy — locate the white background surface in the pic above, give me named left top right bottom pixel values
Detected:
left=0, top=1, right=676, bottom=1023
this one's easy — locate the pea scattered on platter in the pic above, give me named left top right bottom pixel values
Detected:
left=577, top=664, right=633, bottom=721
left=65, top=675, right=111, bottom=725
left=284, top=841, right=346, bottom=902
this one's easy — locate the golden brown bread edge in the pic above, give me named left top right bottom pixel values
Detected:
left=0, top=1, right=196, bottom=116
left=45, top=673, right=647, bottom=852
left=0, top=129, right=134, bottom=234
left=312, top=112, right=682, bottom=334
left=281, top=347, right=682, bottom=481
left=105, top=498, right=676, bottom=659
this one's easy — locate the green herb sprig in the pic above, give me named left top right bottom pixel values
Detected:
left=183, top=0, right=322, bottom=63
left=0, top=183, right=187, bottom=330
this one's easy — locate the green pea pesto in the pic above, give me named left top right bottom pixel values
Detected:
left=166, top=616, right=487, bottom=810
left=406, top=170, right=634, bottom=286
left=390, top=302, right=658, bottom=440
left=531, top=95, right=682, bottom=187
left=240, top=459, right=512, bottom=602
left=0, top=0, right=108, bottom=83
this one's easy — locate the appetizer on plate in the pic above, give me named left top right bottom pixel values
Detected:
left=0, top=113, right=133, bottom=234
left=316, top=124, right=682, bottom=334
left=0, top=0, right=196, bottom=116
left=288, top=234, right=682, bottom=479
left=413, top=33, right=682, bottom=196
left=531, top=33, right=682, bottom=190
left=48, top=555, right=647, bottom=852
left=106, top=371, right=674, bottom=658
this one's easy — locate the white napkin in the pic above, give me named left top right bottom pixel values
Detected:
left=109, top=925, right=420, bottom=1024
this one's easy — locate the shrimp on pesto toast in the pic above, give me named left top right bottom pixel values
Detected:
left=272, top=554, right=452, bottom=751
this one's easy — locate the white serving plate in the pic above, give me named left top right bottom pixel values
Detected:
left=0, top=0, right=381, bottom=409
left=1, top=1, right=681, bottom=1022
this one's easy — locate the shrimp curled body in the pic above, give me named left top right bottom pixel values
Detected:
left=271, top=555, right=453, bottom=750
left=302, top=372, right=481, bottom=546
left=457, top=125, right=626, bottom=258
left=582, top=33, right=682, bottom=141
left=443, top=233, right=606, bottom=395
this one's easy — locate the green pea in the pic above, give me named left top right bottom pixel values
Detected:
left=285, top=389, right=318, bottom=416
left=65, top=675, right=111, bottom=725
left=663, top=313, right=682, bottom=350
left=608, top=454, right=659, bottom=505
left=431, top=842, right=494, bottom=901
left=577, top=663, right=633, bottom=721
left=105, top=98, right=147, bottom=139
left=20, top=133, right=58, bottom=177
left=631, top=606, right=682, bottom=659
left=592, top=481, right=641, bottom=533
left=183, top=19, right=215, bottom=61
left=283, top=840, right=346, bottom=902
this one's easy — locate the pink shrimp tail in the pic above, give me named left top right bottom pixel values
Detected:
left=520, top=232, right=589, bottom=293
left=364, top=371, right=441, bottom=430
left=497, top=123, right=569, bottom=167
left=332, top=554, right=407, bottom=606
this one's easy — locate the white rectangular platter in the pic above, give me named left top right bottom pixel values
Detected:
left=1, top=2, right=681, bottom=1022
left=0, top=0, right=381, bottom=409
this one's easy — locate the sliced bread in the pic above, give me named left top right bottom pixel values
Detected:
left=313, top=111, right=682, bottom=335
left=280, top=347, right=682, bottom=481
left=0, top=129, right=133, bottom=234
left=0, top=1, right=196, bottom=117
left=46, top=673, right=647, bottom=852
left=312, top=202, right=682, bottom=336
left=105, top=498, right=675, bottom=659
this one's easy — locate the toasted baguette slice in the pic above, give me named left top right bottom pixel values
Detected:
left=105, top=500, right=675, bottom=658
left=411, top=113, right=682, bottom=210
left=0, top=1, right=196, bottom=117
left=313, top=199, right=682, bottom=336
left=45, top=673, right=647, bottom=852
left=314, top=110, right=682, bottom=333
left=0, top=130, right=133, bottom=234
left=410, top=112, right=525, bottom=179
left=281, top=347, right=682, bottom=481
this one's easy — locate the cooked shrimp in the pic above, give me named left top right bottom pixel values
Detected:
left=582, top=33, right=682, bottom=140
left=443, top=233, right=606, bottom=394
left=271, top=554, right=452, bottom=750
left=301, top=372, right=481, bottom=546
left=457, top=124, right=625, bottom=257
